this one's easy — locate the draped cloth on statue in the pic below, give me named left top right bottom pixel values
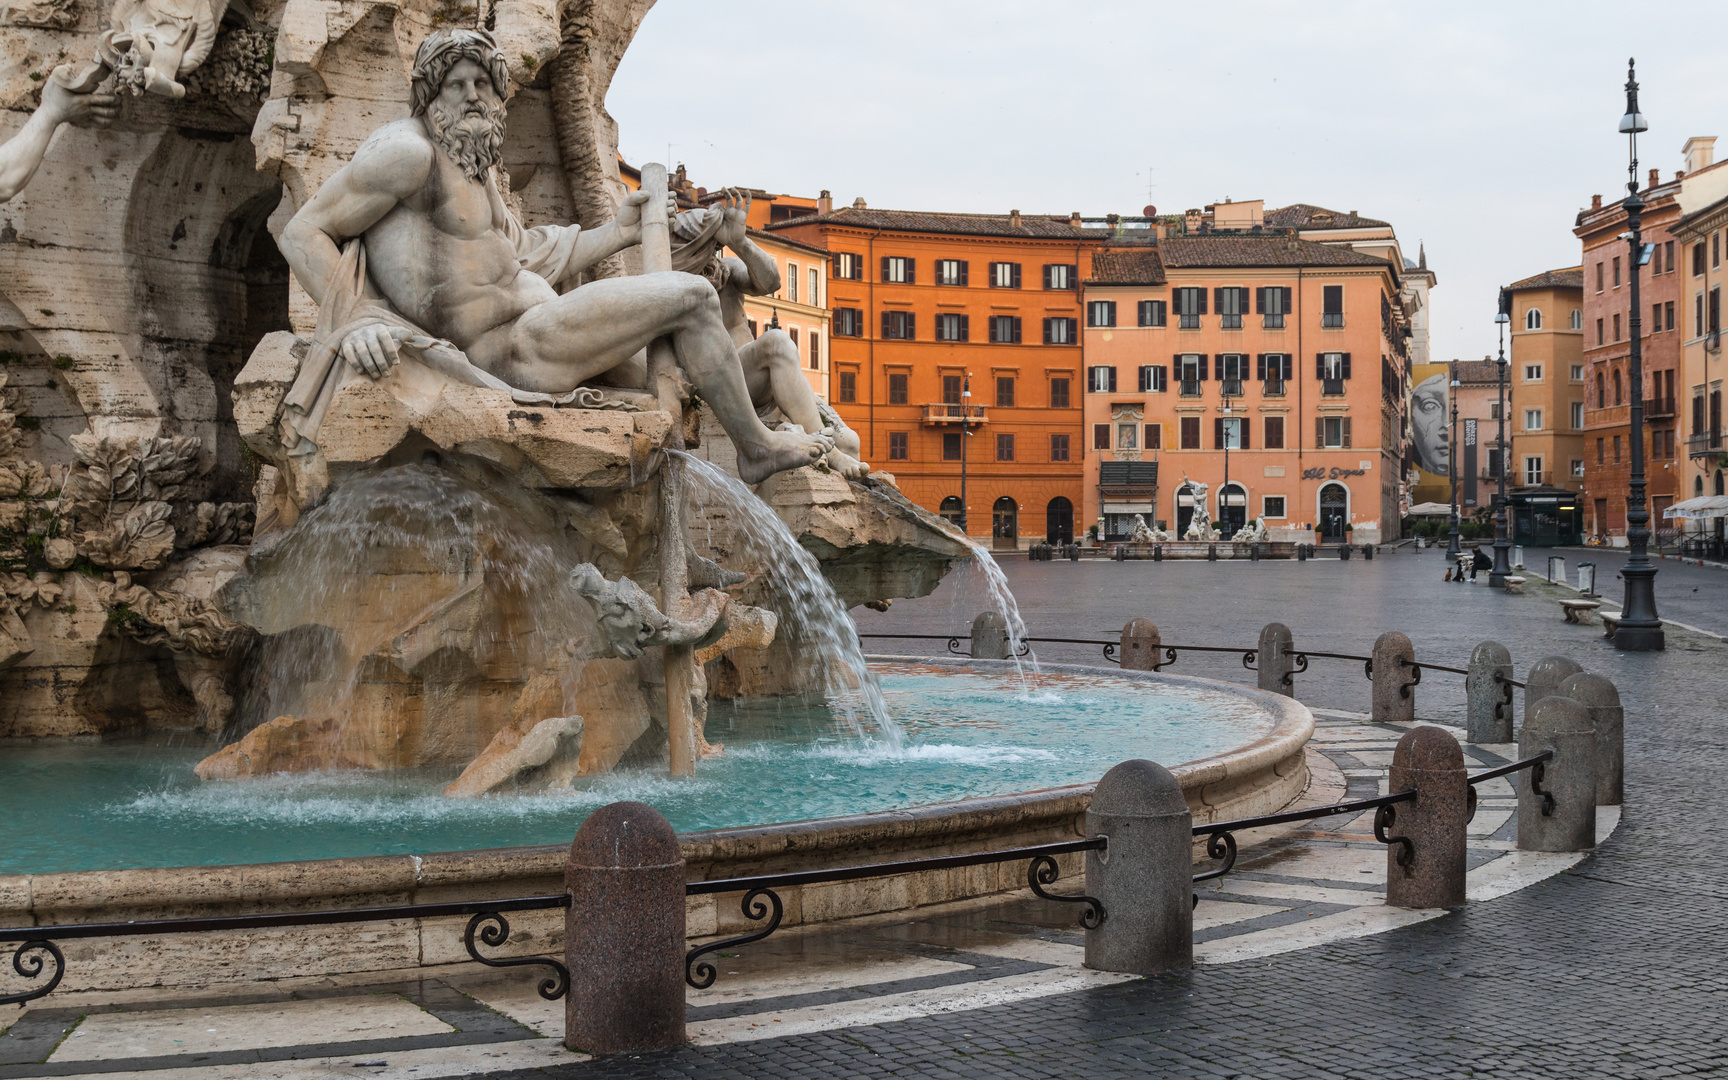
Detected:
left=280, top=179, right=627, bottom=456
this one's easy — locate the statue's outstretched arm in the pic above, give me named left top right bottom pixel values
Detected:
left=715, top=189, right=779, bottom=296
left=0, top=68, right=117, bottom=203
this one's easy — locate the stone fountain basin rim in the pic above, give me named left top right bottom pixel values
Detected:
left=0, top=659, right=1312, bottom=920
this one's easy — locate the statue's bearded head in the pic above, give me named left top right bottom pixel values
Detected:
left=410, top=29, right=510, bottom=182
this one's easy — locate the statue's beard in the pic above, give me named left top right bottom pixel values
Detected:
left=425, top=97, right=506, bottom=182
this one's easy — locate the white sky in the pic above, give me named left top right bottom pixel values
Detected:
left=609, top=0, right=1728, bottom=367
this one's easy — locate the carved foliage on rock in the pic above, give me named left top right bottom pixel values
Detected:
left=0, top=0, right=77, bottom=29
left=93, top=570, right=253, bottom=657
left=63, top=432, right=200, bottom=568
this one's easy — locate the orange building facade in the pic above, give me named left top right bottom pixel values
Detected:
left=1080, top=235, right=1412, bottom=545
left=772, top=207, right=1105, bottom=547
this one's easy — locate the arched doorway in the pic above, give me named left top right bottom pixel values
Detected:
left=992, top=496, right=1018, bottom=550
left=1318, top=483, right=1349, bottom=542
left=939, top=496, right=964, bottom=530
left=1045, top=497, right=1073, bottom=544
left=1219, top=483, right=1247, bottom=539
left=1175, top=484, right=1198, bottom=537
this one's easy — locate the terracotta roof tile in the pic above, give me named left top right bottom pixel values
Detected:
left=1262, top=203, right=1391, bottom=230
left=764, top=206, right=1106, bottom=240
left=1086, top=248, right=1166, bottom=285
left=1158, top=235, right=1394, bottom=269
left=1504, top=267, right=1584, bottom=292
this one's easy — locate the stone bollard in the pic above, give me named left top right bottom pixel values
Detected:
left=1113, top=545, right=1126, bottom=561
left=1370, top=631, right=1416, bottom=724
left=971, top=611, right=1010, bottom=660
left=1069, top=544, right=1081, bottom=561
left=1364, top=543, right=1374, bottom=560
left=1465, top=640, right=1515, bottom=743
left=1153, top=543, right=1163, bottom=562
left=564, top=802, right=686, bottom=1054
left=1523, top=655, right=1583, bottom=725
left=1084, top=759, right=1192, bottom=975
left=1207, top=543, right=1218, bottom=561
left=1118, top=618, right=1161, bottom=670
left=1518, top=697, right=1598, bottom=852
left=1560, top=672, right=1624, bottom=806
left=1384, top=726, right=1468, bottom=909
left=1339, top=544, right=1351, bottom=560
left=1249, top=541, right=1260, bottom=562
left=1256, top=622, right=1296, bottom=697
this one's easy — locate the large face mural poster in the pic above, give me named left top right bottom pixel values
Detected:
left=1409, top=363, right=1451, bottom=500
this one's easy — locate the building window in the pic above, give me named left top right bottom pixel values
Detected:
left=1491, top=401, right=1501, bottom=419
left=887, top=372, right=908, bottom=405
left=882, top=257, right=913, bottom=284
left=787, top=263, right=798, bottom=303
left=935, top=313, right=969, bottom=342
left=1716, top=232, right=1721, bottom=268
left=1614, top=368, right=1622, bottom=405
left=1321, top=284, right=1344, bottom=327
left=1218, top=353, right=1248, bottom=396
left=1043, top=317, right=1077, bottom=344
left=1320, top=352, right=1349, bottom=394
left=1259, top=353, right=1292, bottom=393
left=1138, top=364, right=1167, bottom=392
left=1571, top=308, right=1582, bottom=330
left=935, top=259, right=968, bottom=286
left=989, top=262, right=1021, bottom=288
left=1666, top=300, right=1675, bottom=331
left=1596, top=317, right=1604, bottom=345
left=1050, top=433, right=1070, bottom=461
left=1088, top=300, right=1117, bottom=327
left=989, top=315, right=1022, bottom=343
left=939, top=495, right=963, bottom=524
left=1524, top=456, right=1544, bottom=485
left=1138, top=299, right=1167, bottom=327
left=1695, top=243, right=1707, bottom=276
left=1524, top=409, right=1543, bottom=431
left=1596, top=262, right=1604, bottom=291
left=1145, top=423, right=1162, bottom=449
left=1049, top=377, right=1070, bottom=408
left=1486, top=447, right=1502, bottom=478
left=834, top=252, right=863, bottom=281
left=1215, top=287, right=1248, bottom=329
left=809, top=331, right=821, bottom=369
left=1174, top=287, right=1206, bottom=329
left=1614, top=435, right=1621, bottom=462
left=1572, top=459, right=1585, bottom=478
left=996, top=433, right=1014, bottom=461
left=1116, top=423, right=1137, bottom=450
left=1217, top=416, right=1245, bottom=449
left=882, top=311, right=915, bottom=340
left=1093, top=423, right=1110, bottom=450
left=1570, top=364, right=1583, bottom=381
left=942, top=375, right=962, bottom=404
left=1525, top=308, right=1543, bottom=330
left=1613, top=313, right=1621, bottom=341
left=1319, top=416, right=1350, bottom=448
left=996, top=377, right=1015, bottom=407
left=1712, top=287, right=1722, bottom=335
left=839, top=371, right=856, bottom=402
left=1044, top=264, right=1075, bottom=290
left=1264, top=415, right=1285, bottom=448
left=1177, top=354, right=1206, bottom=396
left=1264, top=495, right=1287, bottom=519
left=1180, top=416, right=1200, bottom=449
left=1571, top=401, right=1585, bottom=428
left=1654, top=303, right=1663, bottom=332
left=942, top=433, right=962, bottom=460
left=1524, top=364, right=1543, bottom=381
left=1088, top=366, right=1116, bottom=393
left=1665, top=240, right=1675, bottom=273
left=1258, top=286, right=1292, bottom=329
left=810, top=268, right=820, bottom=307
left=1597, top=437, right=1604, bottom=464
left=834, top=308, right=864, bottom=337
left=887, top=432, right=908, bottom=460
left=788, top=327, right=799, bottom=347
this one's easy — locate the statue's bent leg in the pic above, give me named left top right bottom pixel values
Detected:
left=740, top=332, right=866, bottom=478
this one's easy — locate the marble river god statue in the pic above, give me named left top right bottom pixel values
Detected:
left=276, top=28, right=832, bottom=486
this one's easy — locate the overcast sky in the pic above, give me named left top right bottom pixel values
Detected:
left=610, top=0, right=1728, bottom=367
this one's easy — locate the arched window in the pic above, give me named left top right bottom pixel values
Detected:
left=1596, top=372, right=1605, bottom=408
left=1525, top=308, right=1543, bottom=331
left=1698, top=476, right=1707, bottom=496
left=939, top=496, right=963, bottom=527
left=1571, top=309, right=1583, bottom=330
left=1717, top=471, right=1726, bottom=497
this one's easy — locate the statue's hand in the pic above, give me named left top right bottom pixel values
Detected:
left=41, top=68, right=119, bottom=128
left=615, top=188, right=681, bottom=247
left=716, top=187, right=751, bottom=249
left=340, top=324, right=401, bottom=380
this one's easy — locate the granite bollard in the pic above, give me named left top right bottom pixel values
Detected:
left=564, top=801, right=686, bottom=1054
left=1257, top=622, right=1296, bottom=697
left=1084, top=759, right=1193, bottom=975
left=1118, top=618, right=1161, bottom=671
left=1560, top=672, right=1624, bottom=806
left=1384, top=726, right=1468, bottom=909
left=1465, top=640, right=1515, bottom=743
left=971, top=611, right=1010, bottom=660
left=1371, top=631, right=1416, bottom=724
left=1523, top=655, right=1583, bottom=725
left=1518, top=697, right=1597, bottom=852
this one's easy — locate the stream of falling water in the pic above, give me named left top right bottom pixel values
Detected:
left=676, top=453, right=903, bottom=747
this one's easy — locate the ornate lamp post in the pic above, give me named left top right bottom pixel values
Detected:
left=1221, top=384, right=1234, bottom=538
left=958, top=370, right=972, bottom=535
left=1614, top=58, right=1665, bottom=649
left=1491, top=308, right=1512, bottom=586
left=1448, top=363, right=1462, bottom=558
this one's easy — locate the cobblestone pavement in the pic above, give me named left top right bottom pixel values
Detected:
left=469, top=552, right=1727, bottom=1079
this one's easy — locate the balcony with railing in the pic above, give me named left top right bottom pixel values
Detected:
left=1646, top=396, right=1676, bottom=418
left=1179, top=379, right=1202, bottom=397
left=1321, top=378, right=1345, bottom=397
left=1221, top=379, right=1243, bottom=397
left=921, top=403, right=988, bottom=426
left=1687, top=431, right=1723, bottom=457
left=1263, top=377, right=1286, bottom=397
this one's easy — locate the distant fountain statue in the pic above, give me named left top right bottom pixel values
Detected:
left=1182, top=479, right=1218, bottom=542
left=1129, top=515, right=1168, bottom=544
left=1232, top=517, right=1270, bottom=543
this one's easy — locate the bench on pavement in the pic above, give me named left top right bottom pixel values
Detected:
left=1602, top=613, right=1621, bottom=637
left=1504, top=576, right=1527, bottom=594
left=1559, top=599, right=1601, bottom=624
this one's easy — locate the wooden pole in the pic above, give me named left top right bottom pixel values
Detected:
left=636, top=164, right=698, bottom=777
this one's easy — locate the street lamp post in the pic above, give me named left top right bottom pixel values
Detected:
left=1614, top=58, right=1665, bottom=650
left=958, top=371, right=971, bottom=536
left=1491, top=310, right=1512, bottom=586
left=1221, top=388, right=1233, bottom=538
left=1448, top=363, right=1461, bottom=558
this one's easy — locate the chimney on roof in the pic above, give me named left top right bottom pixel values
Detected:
left=1009, top=209, right=1022, bottom=229
left=1684, top=136, right=1717, bottom=176
left=1677, top=170, right=1686, bottom=181
left=1591, top=194, right=1602, bottom=210
left=1650, top=167, right=1661, bottom=188
left=1069, top=211, right=1082, bottom=227
left=818, top=189, right=832, bottom=214
left=852, top=196, right=867, bottom=210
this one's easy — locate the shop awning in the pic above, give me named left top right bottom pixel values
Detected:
left=1662, top=495, right=1728, bottom=520
left=1407, top=502, right=1454, bottom=516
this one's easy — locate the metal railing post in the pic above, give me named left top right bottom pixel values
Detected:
left=1084, top=760, right=1191, bottom=975
left=1384, top=727, right=1467, bottom=909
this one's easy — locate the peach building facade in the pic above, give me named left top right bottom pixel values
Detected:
left=1500, top=269, right=1586, bottom=493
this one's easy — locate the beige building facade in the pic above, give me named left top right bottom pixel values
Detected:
left=1501, top=269, right=1586, bottom=492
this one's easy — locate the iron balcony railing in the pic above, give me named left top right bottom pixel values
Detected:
left=922, top=403, right=988, bottom=426
left=1179, top=379, right=1202, bottom=397
left=1687, top=431, right=1723, bottom=457
left=1263, top=378, right=1286, bottom=397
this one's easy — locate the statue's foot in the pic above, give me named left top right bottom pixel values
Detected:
left=825, top=447, right=869, bottom=480
left=831, top=424, right=863, bottom=461
left=738, top=428, right=833, bottom=484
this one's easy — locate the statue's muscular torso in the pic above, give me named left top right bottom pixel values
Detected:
left=359, top=119, right=559, bottom=350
